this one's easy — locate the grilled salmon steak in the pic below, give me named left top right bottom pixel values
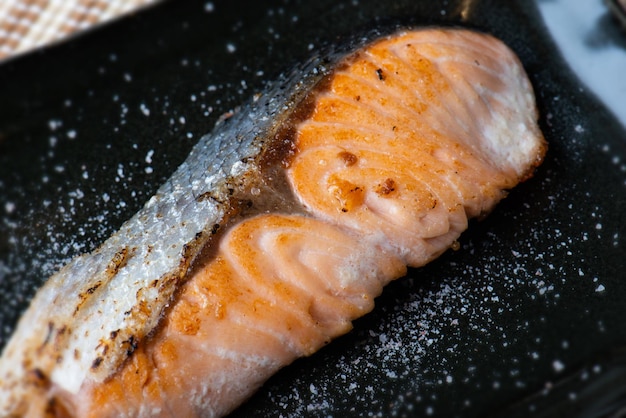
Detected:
left=0, top=28, right=546, bottom=417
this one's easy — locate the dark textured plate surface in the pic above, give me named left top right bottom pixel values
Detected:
left=1, top=0, right=625, bottom=417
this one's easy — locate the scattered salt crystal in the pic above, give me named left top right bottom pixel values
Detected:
left=140, top=103, right=150, bottom=116
left=552, top=360, right=565, bottom=373
left=204, top=2, right=214, bottom=12
left=4, top=202, right=15, bottom=214
left=48, top=119, right=62, bottom=131
left=226, top=43, right=236, bottom=53
left=595, top=284, right=605, bottom=293
left=67, top=130, right=77, bottom=139
left=145, top=150, right=154, bottom=164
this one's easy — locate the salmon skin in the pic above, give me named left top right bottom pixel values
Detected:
left=0, top=28, right=546, bottom=417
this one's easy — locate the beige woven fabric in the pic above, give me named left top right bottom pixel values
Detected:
left=0, top=0, right=156, bottom=60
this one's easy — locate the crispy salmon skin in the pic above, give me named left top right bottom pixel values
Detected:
left=0, top=28, right=545, bottom=417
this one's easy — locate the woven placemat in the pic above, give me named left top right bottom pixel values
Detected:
left=0, top=0, right=156, bottom=60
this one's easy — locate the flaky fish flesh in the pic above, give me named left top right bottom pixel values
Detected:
left=0, top=28, right=546, bottom=417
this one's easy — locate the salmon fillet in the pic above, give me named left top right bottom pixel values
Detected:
left=0, top=28, right=546, bottom=417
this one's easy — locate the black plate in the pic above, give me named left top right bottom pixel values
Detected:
left=1, top=0, right=625, bottom=416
